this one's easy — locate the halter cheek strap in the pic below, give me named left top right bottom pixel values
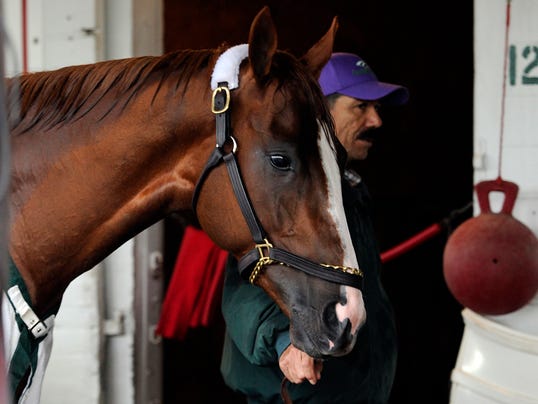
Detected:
left=192, top=46, right=364, bottom=290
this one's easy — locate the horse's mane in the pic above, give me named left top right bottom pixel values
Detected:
left=6, top=47, right=221, bottom=134
left=6, top=45, right=338, bottom=163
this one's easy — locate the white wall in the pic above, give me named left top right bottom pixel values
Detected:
left=2, top=0, right=24, bottom=76
left=474, top=0, right=538, bottom=211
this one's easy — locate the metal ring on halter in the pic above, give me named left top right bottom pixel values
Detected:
left=222, top=135, right=238, bottom=154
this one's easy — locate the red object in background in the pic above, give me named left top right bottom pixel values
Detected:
left=157, top=226, right=228, bottom=340
left=443, top=179, right=538, bottom=315
left=380, top=223, right=442, bottom=264
left=22, top=0, right=28, bottom=73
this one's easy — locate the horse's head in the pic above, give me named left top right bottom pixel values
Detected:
left=194, top=7, right=366, bottom=358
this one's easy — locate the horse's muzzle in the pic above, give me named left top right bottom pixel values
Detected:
left=289, top=302, right=361, bottom=358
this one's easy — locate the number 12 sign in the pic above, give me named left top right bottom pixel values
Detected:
left=509, top=44, right=538, bottom=86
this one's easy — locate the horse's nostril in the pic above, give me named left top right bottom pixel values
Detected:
left=323, top=303, right=353, bottom=340
left=322, top=302, right=339, bottom=326
left=340, top=318, right=351, bottom=337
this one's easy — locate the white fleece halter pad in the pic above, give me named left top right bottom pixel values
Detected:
left=211, top=44, right=249, bottom=90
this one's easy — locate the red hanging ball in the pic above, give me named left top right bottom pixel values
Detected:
left=443, top=180, right=538, bottom=315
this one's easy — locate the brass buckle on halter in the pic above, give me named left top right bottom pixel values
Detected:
left=211, top=86, right=230, bottom=114
left=249, top=239, right=276, bottom=284
left=256, top=238, right=273, bottom=259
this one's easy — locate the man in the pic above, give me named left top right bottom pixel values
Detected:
left=220, top=52, right=409, bottom=403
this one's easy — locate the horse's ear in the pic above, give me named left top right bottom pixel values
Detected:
left=248, top=6, right=277, bottom=84
left=302, top=17, right=338, bottom=79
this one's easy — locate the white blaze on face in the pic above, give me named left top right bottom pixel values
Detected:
left=318, top=122, right=366, bottom=335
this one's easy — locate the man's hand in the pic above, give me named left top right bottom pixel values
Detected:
left=279, top=345, right=323, bottom=385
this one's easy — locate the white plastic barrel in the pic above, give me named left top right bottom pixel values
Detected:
left=450, top=296, right=538, bottom=403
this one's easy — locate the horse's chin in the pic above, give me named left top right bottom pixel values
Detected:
left=290, top=332, right=356, bottom=359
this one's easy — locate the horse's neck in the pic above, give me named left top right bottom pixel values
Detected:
left=9, top=80, right=214, bottom=312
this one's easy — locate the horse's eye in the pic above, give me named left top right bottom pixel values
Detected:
left=269, top=154, right=292, bottom=171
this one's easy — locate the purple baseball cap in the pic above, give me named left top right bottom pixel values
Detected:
left=319, top=53, right=409, bottom=105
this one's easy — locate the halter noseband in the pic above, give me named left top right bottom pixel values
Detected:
left=191, top=46, right=363, bottom=290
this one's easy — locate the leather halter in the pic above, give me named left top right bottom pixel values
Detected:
left=192, top=81, right=363, bottom=290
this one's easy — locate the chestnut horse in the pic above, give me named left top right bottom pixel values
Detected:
left=3, top=7, right=365, bottom=402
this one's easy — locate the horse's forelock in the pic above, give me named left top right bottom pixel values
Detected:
left=267, top=50, right=335, bottom=141
left=271, top=52, right=328, bottom=106
left=8, top=48, right=219, bottom=134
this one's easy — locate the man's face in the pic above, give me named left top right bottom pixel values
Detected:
left=329, top=95, right=382, bottom=162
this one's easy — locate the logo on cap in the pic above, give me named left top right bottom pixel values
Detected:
left=352, top=60, right=373, bottom=76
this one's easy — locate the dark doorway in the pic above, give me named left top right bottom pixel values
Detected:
left=162, top=1, right=473, bottom=403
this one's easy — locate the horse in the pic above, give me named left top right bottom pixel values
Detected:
left=3, top=7, right=366, bottom=402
